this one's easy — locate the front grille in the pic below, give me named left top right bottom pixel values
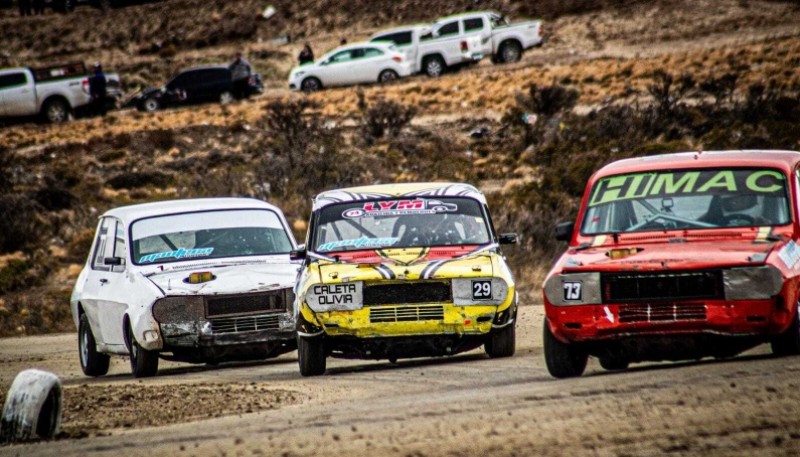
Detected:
left=602, top=271, right=722, bottom=302
left=370, top=305, right=445, bottom=323
left=206, top=289, right=292, bottom=317
left=618, top=303, right=707, bottom=323
left=363, top=281, right=451, bottom=306
left=208, top=313, right=281, bottom=334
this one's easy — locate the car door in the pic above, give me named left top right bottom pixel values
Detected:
left=432, top=20, right=461, bottom=65
left=0, top=70, right=36, bottom=117
left=81, top=217, right=129, bottom=350
left=359, top=47, right=390, bottom=82
left=194, top=68, right=231, bottom=102
left=165, top=71, right=192, bottom=105
left=317, top=50, right=355, bottom=87
left=463, top=17, right=491, bottom=57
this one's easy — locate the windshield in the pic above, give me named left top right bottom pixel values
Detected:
left=313, top=197, right=491, bottom=253
left=131, top=209, right=293, bottom=265
left=581, top=168, right=791, bottom=235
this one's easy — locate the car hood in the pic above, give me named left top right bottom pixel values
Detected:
left=144, top=260, right=298, bottom=295
left=316, top=246, right=495, bottom=283
left=560, top=240, right=779, bottom=272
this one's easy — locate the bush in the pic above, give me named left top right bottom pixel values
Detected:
left=0, top=195, right=49, bottom=255
left=357, top=92, right=417, bottom=143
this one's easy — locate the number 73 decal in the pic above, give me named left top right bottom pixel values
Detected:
left=562, top=282, right=582, bottom=301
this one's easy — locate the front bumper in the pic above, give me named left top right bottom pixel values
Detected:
left=160, top=313, right=296, bottom=347
left=547, top=298, right=789, bottom=343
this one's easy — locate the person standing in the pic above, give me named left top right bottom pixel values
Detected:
left=19, top=0, right=32, bottom=16
left=228, top=52, right=252, bottom=100
left=88, top=63, right=108, bottom=117
left=298, top=43, right=314, bottom=65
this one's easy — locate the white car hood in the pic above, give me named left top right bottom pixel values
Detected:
left=145, top=260, right=298, bottom=296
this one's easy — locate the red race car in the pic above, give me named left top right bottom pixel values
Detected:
left=542, top=150, right=800, bottom=377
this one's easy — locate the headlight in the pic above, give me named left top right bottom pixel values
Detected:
left=293, top=71, right=305, bottom=78
left=451, top=278, right=509, bottom=305
left=543, top=272, right=602, bottom=306
left=305, top=281, right=363, bottom=312
left=723, top=266, right=783, bottom=300
left=152, top=296, right=205, bottom=323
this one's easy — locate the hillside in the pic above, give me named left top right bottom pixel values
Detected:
left=1, top=0, right=800, bottom=336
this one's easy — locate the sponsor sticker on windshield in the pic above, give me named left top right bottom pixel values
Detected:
left=139, top=247, right=215, bottom=263
left=588, top=169, right=785, bottom=207
left=342, top=199, right=458, bottom=218
left=318, top=237, right=398, bottom=252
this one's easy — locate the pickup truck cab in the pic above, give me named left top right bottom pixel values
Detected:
left=0, top=63, right=121, bottom=123
left=437, top=11, right=543, bottom=65
left=543, top=150, right=800, bottom=378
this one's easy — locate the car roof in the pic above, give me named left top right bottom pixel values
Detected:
left=102, top=198, right=285, bottom=225
left=179, top=65, right=229, bottom=74
left=312, top=182, right=486, bottom=211
left=370, top=24, right=430, bottom=37
left=593, top=150, right=800, bottom=180
left=328, top=41, right=394, bottom=53
left=434, top=10, right=498, bottom=22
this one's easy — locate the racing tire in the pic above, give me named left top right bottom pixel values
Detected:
left=219, top=91, right=234, bottom=105
left=771, top=306, right=800, bottom=356
left=598, top=356, right=629, bottom=371
left=423, top=55, right=446, bottom=77
left=378, top=69, right=399, bottom=84
left=78, top=314, right=110, bottom=377
left=543, top=318, right=587, bottom=378
left=140, top=97, right=160, bottom=112
left=128, top=324, right=159, bottom=378
left=0, top=369, right=62, bottom=443
left=298, top=336, right=326, bottom=377
left=300, top=77, right=322, bottom=92
left=41, top=98, right=71, bottom=123
left=484, top=322, right=516, bottom=358
left=498, top=41, right=522, bottom=64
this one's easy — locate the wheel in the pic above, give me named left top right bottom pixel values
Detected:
left=771, top=306, right=800, bottom=356
left=127, top=324, right=158, bottom=378
left=423, top=55, right=446, bottom=77
left=543, top=318, right=587, bottom=378
left=499, top=41, right=522, bottom=64
left=378, top=69, right=399, bottom=84
left=78, top=314, right=110, bottom=377
left=300, top=77, right=322, bottom=92
left=598, top=356, right=629, bottom=371
left=140, top=97, right=160, bottom=112
left=298, top=336, right=326, bottom=377
left=0, top=369, right=62, bottom=442
left=484, top=322, right=516, bottom=358
left=219, top=91, right=234, bottom=104
left=41, top=98, right=71, bottom=123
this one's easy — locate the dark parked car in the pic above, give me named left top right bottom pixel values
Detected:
left=128, top=66, right=263, bottom=112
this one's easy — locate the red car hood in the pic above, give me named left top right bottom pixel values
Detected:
left=562, top=240, right=779, bottom=272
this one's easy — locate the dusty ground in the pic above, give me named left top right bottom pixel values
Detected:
left=2, top=306, right=800, bottom=456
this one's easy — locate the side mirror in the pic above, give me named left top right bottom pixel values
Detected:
left=499, top=233, right=518, bottom=245
left=104, top=257, right=123, bottom=266
left=290, top=245, right=307, bottom=261
left=554, top=222, right=574, bottom=242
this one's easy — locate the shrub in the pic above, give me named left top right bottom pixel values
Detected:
left=0, top=195, right=49, bottom=255
left=357, top=92, right=417, bottom=143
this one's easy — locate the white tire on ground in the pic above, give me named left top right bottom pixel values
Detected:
left=0, top=369, right=62, bottom=443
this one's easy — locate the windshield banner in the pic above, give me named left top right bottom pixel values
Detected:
left=342, top=199, right=458, bottom=219
left=589, top=169, right=785, bottom=207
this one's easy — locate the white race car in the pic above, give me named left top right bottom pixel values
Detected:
left=70, top=198, right=299, bottom=377
left=288, top=41, right=413, bottom=91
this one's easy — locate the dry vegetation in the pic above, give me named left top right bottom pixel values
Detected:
left=1, top=0, right=800, bottom=336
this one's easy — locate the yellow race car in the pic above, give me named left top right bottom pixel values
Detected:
left=291, top=183, right=518, bottom=376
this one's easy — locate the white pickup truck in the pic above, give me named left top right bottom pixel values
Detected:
left=0, top=63, right=121, bottom=123
left=370, top=23, right=483, bottom=77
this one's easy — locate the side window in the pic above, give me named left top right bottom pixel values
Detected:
left=463, top=18, right=484, bottom=32
left=0, top=73, right=27, bottom=90
left=437, top=21, right=459, bottom=37
left=363, top=48, right=385, bottom=58
left=110, top=220, right=127, bottom=273
left=351, top=48, right=366, bottom=59
left=329, top=51, right=353, bottom=63
left=91, top=219, right=111, bottom=271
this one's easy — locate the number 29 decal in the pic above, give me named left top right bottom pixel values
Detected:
left=562, top=282, right=582, bottom=301
left=472, top=280, right=493, bottom=300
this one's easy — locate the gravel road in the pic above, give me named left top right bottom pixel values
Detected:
left=2, top=305, right=800, bottom=456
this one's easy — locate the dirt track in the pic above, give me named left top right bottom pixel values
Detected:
left=2, top=305, right=800, bottom=456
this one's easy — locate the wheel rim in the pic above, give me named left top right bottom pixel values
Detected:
left=220, top=92, right=234, bottom=104
left=303, top=79, right=320, bottom=91
left=144, top=99, right=158, bottom=111
left=48, top=104, right=66, bottom=122
left=380, top=71, right=397, bottom=83
left=427, top=60, right=443, bottom=76
left=79, top=327, right=89, bottom=367
left=504, top=45, right=520, bottom=62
